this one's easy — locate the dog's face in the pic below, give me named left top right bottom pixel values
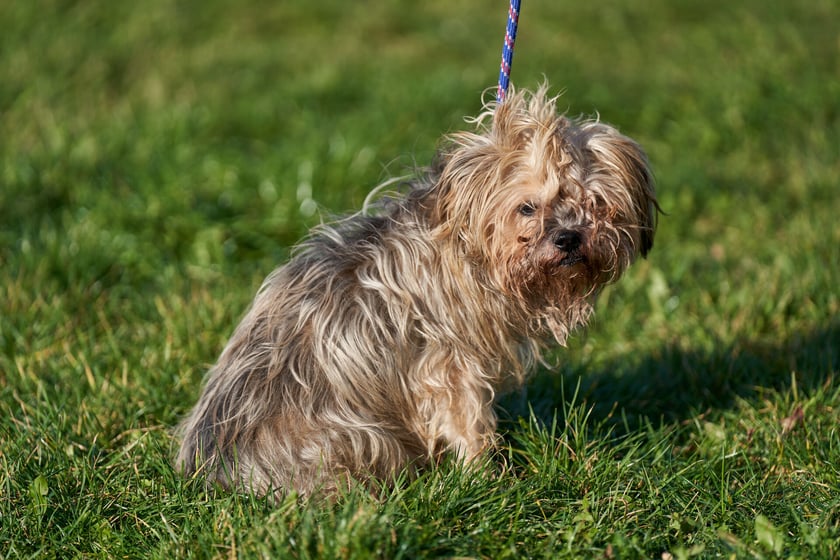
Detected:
left=430, top=86, right=657, bottom=340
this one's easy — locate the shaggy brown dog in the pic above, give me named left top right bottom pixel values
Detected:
left=176, top=85, right=658, bottom=497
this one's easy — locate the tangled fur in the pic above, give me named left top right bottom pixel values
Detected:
left=175, top=85, right=658, bottom=497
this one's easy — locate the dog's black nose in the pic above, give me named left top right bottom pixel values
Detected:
left=553, top=230, right=582, bottom=252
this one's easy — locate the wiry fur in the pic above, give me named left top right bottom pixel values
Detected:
left=175, top=85, right=658, bottom=497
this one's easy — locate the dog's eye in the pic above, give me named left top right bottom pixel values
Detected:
left=518, top=202, right=537, bottom=217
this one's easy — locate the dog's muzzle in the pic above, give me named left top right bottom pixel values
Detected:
left=553, top=230, right=585, bottom=266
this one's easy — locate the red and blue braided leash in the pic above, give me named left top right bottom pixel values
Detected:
left=496, top=0, right=522, bottom=104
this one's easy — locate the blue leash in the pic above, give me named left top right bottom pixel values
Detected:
left=496, top=0, right=522, bottom=104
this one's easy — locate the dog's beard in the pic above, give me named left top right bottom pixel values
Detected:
left=493, top=221, right=636, bottom=345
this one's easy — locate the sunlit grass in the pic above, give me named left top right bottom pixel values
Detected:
left=1, top=0, right=838, bottom=557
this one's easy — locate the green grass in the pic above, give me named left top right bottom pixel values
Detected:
left=2, top=0, right=838, bottom=557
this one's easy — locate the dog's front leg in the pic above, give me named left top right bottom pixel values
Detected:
left=413, top=355, right=499, bottom=462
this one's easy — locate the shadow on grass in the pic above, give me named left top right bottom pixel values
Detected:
left=500, top=320, right=840, bottom=432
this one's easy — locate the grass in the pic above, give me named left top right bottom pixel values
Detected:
left=1, top=0, right=838, bottom=557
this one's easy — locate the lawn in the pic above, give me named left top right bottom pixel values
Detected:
left=1, top=0, right=838, bottom=558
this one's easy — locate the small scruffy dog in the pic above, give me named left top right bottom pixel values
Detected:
left=176, top=85, right=658, bottom=497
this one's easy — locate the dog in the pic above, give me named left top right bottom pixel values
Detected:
left=175, top=84, right=658, bottom=497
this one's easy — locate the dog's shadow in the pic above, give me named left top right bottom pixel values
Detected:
left=498, top=320, right=839, bottom=434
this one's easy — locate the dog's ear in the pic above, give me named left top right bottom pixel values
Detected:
left=581, top=123, right=659, bottom=257
left=425, top=135, right=504, bottom=247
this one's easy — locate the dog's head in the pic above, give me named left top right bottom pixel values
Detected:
left=428, top=85, right=658, bottom=341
